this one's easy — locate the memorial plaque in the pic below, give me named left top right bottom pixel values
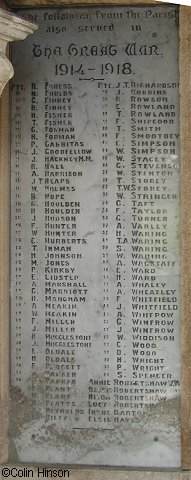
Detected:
left=10, top=5, right=181, bottom=467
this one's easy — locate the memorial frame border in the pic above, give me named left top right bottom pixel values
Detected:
left=0, top=1, right=191, bottom=476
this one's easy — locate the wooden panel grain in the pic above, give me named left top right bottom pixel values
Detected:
left=0, top=82, right=9, bottom=464
left=1, top=0, right=9, bottom=7
left=180, top=5, right=191, bottom=472
left=5, top=0, right=158, bottom=7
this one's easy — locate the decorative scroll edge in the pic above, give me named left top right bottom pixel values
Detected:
left=0, top=7, right=37, bottom=96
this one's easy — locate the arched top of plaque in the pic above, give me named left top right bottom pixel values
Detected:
left=0, top=7, right=37, bottom=95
